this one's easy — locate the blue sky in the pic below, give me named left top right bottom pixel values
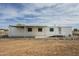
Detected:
left=0, top=3, right=79, bottom=28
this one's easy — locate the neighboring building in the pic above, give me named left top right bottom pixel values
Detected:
left=0, top=29, right=8, bottom=37
left=72, top=29, right=79, bottom=36
left=8, top=24, right=72, bottom=38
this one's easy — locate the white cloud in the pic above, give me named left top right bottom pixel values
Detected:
left=0, top=8, right=18, bottom=19
left=1, top=3, right=79, bottom=28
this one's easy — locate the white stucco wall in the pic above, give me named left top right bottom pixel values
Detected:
left=60, top=27, right=72, bottom=36
left=8, top=26, right=72, bottom=38
left=46, top=26, right=72, bottom=36
left=8, top=26, right=47, bottom=37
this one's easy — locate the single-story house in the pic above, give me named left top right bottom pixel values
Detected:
left=8, top=24, right=72, bottom=38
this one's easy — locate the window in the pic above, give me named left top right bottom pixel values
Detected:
left=38, top=28, right=42, bottom=32
left=28, top=28, right=32, bottom=32
left=50, top=28, right=54, bottom=32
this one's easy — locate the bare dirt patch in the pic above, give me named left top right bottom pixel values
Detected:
left=0, top=38, right=79, bottom=56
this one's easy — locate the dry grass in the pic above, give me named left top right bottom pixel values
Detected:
left=0, top=38, right=79, bottom=56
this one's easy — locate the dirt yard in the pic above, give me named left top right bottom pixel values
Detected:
left=0, top=38, right=79, bottom=56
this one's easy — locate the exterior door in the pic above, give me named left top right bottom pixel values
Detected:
left=58, top=27, right=62, bottom=34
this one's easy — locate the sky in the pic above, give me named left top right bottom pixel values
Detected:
left=0, top=3, right=79, bottom=29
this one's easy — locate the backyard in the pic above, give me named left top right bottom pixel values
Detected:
left=0, top=38, right=79, bottom=56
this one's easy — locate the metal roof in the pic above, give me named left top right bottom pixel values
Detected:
left=9, top=24, right=72, bottom=28
left=9, top=24, right=48, bottom=27
left=8, top=23, right=72, bottom=28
